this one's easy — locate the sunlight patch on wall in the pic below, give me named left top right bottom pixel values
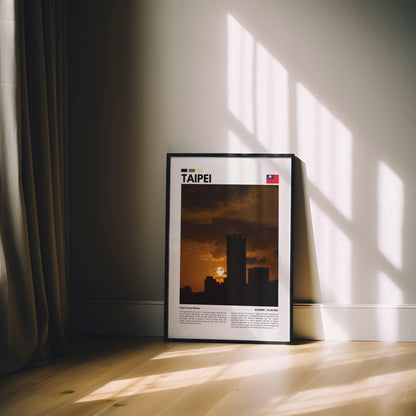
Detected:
left=377, top=161, right=404, bottom=270
left=378, top=271, right=403, bottom=305
left=296, top=82, right=353, bottom=305
left=227, top=15, right=254, bottom=133
left=296, top=83, right=353, bottom=221
left=225, top=15, right=407, bottom=340
left=225, top=147, right=258, bottom=182
left=255, top=43, right=289, bottom=152
left=227, top=14, right=289, bottom=152
left=228, top=129, right=251, bottom=153
left=310, top=200, right=352, bottom=304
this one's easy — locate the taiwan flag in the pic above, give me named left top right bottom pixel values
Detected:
left=266, top=174, right=279, bottom=184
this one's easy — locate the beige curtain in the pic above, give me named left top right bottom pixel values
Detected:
left=0, top=0, right=68, bottom=374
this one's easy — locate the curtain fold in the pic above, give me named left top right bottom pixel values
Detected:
left=0, top=0, right=68, bottom=374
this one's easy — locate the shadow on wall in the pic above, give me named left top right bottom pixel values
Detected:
left=68, top=1, right=165, bottom=300
left=225, top=7, right=408, bottom=341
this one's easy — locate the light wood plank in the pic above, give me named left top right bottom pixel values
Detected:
left=0, top=338, right=415, bottom=416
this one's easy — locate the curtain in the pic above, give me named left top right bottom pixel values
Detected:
left=0, top=0, right=68, bottom=374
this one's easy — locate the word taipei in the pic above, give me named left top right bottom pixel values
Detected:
left=181, top=168, right=212, bottom=183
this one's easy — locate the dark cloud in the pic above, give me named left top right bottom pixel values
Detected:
left=246, top=256, right=267, bottom=265
left=181, top=184, right=255, bottom=211
left=181, top=217, right=278, bottom=250
left=181, top=184, right=279, bottom=228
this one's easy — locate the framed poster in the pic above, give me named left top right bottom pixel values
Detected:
left=165, top=153, right=294, bottom=343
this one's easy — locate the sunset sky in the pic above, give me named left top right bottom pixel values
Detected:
left=180, top=184, right=279, bottom=292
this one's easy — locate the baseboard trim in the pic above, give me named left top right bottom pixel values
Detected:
left=293, top=303, right=416, bottom=342
left=68, top=299, right=165, bottom=336
left=69, top=300, right=416, bottom=341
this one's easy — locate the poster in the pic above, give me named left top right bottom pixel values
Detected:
left=165, top=154, right=293, bottom=343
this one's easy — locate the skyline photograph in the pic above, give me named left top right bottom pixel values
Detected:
left=180, top=184, right=279, bottom=305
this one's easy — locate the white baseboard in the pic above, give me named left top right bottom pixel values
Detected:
left=69, top=300, right=416, bottom=342
left=294, top=303, right=416, bottom=342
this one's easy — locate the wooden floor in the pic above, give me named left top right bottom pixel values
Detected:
left=1, top=337, right=416, bottom=416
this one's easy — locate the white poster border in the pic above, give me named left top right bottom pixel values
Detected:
left=164, top=153, right=294, bottom=344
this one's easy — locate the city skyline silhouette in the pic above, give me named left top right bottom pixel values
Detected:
left=181, top=232, right=278, bottom=306
left=180, top=184, right=279, bottom=306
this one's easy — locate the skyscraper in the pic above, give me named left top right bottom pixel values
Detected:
left=226, top=233, right=246, bottom=304
left=248, top=267, right=269, bottom=305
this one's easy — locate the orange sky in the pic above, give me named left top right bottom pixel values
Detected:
left=180, top=184, right=279, bottom=292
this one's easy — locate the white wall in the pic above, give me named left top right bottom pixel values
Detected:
left=68, top=0, right=416, bottom=340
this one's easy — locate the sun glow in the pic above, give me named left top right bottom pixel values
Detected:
left=216, top=266, right=224, bottom=276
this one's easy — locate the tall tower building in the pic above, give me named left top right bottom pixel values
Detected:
left=248, top=267, right=269, bottom=305
left=226, top=233, right=246, bottom=304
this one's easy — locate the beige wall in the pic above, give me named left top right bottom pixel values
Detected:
left=68, top=0, right=416, bottom=322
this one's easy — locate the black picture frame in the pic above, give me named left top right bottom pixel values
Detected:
left=165, top=153, right=294, bottom=343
